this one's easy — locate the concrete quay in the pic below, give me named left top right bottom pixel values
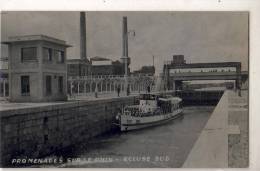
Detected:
left=0, top=94, right=138, bottom=167
left=182, top=90, right=248, bottom=168
left=0, top=92, right=138, bottom=114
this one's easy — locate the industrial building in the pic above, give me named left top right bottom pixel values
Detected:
left=132, top=66, right=155, bottom=76
left=67, top=58, right=91, bottom=77
left=67, top=14, right=130, bottom=77
left=90, top=56, right=125, bottom=76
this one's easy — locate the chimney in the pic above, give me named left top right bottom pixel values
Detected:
left=80, top=12, right=87, bottom=60
left=122, top=16, right=128, bottom=57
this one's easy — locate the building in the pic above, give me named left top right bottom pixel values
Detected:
left=113, top=60, right=127, bottom=75
left=132, top=66, right=155, bottom=76
left=0, top=57, right=9, bottom=97
left=67, top=59, right=91, bottom=77
left=90, top=56, right=125, bottom=75
left=2, top=35, right=71, bottom=102
left=172, top=55, right=186, bottom=65
left=90, top=56, right=113, bottom=75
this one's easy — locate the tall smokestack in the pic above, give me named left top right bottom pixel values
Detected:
left=122, top=16, right=128, bottom=57
left=80, top=12, right=87, bottom=60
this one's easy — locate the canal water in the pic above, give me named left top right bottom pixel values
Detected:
left=52, top=106, right=214, bottom=168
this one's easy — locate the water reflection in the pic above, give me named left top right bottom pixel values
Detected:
left=59, top=106, right=214, bottom=168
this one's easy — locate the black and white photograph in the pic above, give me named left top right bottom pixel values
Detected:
left=0, top=10, right=249, bottom=168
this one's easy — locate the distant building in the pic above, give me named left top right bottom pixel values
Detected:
left=172, top=55, right=186, bottom=64
left=132, top=66, right=155, bottom=76
left=2, top=35, right=71, bottom=102
left=113, top=60, right=127, bottom=75
left=67, top=59, right=91, bottom=77
left=90, top=56, right=125, bottom=75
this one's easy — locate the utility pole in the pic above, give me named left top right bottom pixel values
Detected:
left=153, top=55, right=155, bottom=67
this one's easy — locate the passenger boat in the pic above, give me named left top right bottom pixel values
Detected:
left=116, top=93, right=183, bottom=131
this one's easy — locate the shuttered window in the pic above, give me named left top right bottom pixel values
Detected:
left=46, top=75, right=52, bottom=95
left=54, top=50, right=65, bottom=63
left=43, top=48, right=52, bottom=62
left=21, top=76, right=30, bottom=95
left=58, top=76, right=63, bottom=93
left=21, top=47, right=37, bottom=62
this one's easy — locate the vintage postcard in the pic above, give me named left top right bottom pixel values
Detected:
left=0, top=11, right=249, bottom=168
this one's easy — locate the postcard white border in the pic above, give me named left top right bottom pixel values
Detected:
left=0, top=0, right=259, bottom=171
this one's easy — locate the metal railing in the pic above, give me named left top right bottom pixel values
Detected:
left=67, top=75, right=160, bottom=97
left=0, top=75, right=164, bottom=98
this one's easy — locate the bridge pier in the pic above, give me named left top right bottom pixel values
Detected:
left=175, top=80, right=183, bottom=90
left=172, top=80, right=183, bottom=91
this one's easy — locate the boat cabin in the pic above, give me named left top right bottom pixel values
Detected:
left=123, top=93, right=182, bottom=117
left=139, top=93, right=159, bottom=113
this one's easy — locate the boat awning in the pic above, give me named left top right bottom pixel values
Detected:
left=159, top=97, right=182, bottom=103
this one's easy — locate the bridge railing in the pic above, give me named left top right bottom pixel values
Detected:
left=68, top=74, right=156, bottom=80
left=67, top=75, right=161, bottom=96
left=169, top=71, right=238, bottom=76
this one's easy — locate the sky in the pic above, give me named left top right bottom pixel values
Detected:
left=1, top=11, right=249, bottom=73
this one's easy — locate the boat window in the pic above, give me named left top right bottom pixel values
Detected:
left=140, top=94, right=156, bottom=100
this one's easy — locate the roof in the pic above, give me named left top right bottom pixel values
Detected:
left=159, top=97, right=182, bottom=103
left=90, top=56, right=111, bottom=61
left=2, top=35, right=72, bottom=47
left=133, top=65, right=155, bottom=74
left=67, top=58, right=91, bottom=64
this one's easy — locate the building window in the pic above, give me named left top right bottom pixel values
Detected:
left=46, top=75, right=52, bottom=95
left=82, top=68, right=86, bottom=76
left=43, top=48, right=52, bottom=62
left=58, top=76, right=63, bottom=93
left=54, top=50, right=65, bottom=63
left=21, top=47, right=37, bottom=62
left=21, top=76, right=30, bottom=95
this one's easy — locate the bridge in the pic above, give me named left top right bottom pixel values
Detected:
left=163, top=56, right=247, bottom=91
left=168, top=71, right=248, bottom=81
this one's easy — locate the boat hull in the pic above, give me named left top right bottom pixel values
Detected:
left=120, top=109, right=182, bottom=131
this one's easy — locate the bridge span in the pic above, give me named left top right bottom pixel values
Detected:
left=163, top=55, right=247, bottom=91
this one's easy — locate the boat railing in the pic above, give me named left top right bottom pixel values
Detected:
left=124, top=107, right=163, bottom=117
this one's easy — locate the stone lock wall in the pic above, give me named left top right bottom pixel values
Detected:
left=0, top=96, right=137, bottom=167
